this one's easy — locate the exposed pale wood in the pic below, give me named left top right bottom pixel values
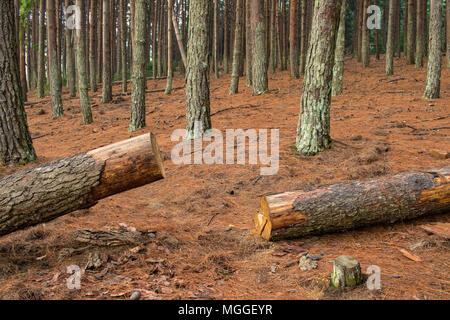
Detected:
left=255, top=166, right=450, bottom=241
left=0, top=133, right=165, bottom=237
left=331, top=256, right=363, bottom=288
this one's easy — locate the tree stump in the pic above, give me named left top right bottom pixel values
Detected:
left=331, top=256, right=363, bottom=289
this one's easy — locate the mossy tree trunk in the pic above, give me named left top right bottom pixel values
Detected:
left=230, top=0, right=244, bottom=95
left=423, top=0, right=442, bottom=99
left=129, top=0, right=147, bottom=131
left=185, top=0, right=212, bottom=139
left=251, top=0, right=268, bottom=95
left=299, top=0, right=308, bottom=75
left=385, top=0, right=395, bottom=75
left=102, top=0, right=113, bottom=103
left=75, top=0, right=93, bottom=124
left=296, top=0, right=342, bottom=156
left=47, top=0, right=63, bottom=118
left=269, top=0, right=277, bottom=74
left=332, top=0, right=346, bottom=96
left=0, top=0, right=36, bottom=165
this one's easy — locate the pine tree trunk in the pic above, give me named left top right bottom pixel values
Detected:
left=269, top=0, right=277, bottom=74
left=47, top=0, right=63, bottom=117
left=446, top=0, right=450, bottom=69
left=251, top=0, right=268, bottom=95
left=230, top=0, right=244, bottom=95
left=97, top=0, right=103, bottom=84
left=19, top=22, right=28, bottom=102
left=37, top=0, right=46, bottom=98
left=89, top=0, right=98, bottom=92
left=102, top=0, right=112, bottom=103
left=415, top=0, right=425, bottom=67
left=224, top=0, right=229, bottom=74
left=75, top=0, right=93, bottom=124
left=406, top=0, right=415, bottom=64
left=299, top=0, right=308, bottom=74
left=0, top=133, right=165, bottom=237
left=153, top=0, right=158, bottom=79
left=361, top=0, right=370, bottom=67
left=289, top=0, right=299, bottom=79
left=0, top=0, right=36, bottom=165
left=245, top=0, right=253, bottom=86
left=65, top=0, right=76, bottom=97
left=213, top=0, right=219, bottom=79
left=31, top=3, right=39, bottom=89
left=129, top=0, right=147, bottom=131
left=185, top=0, right=212, bottom=139
left=386, top=0, right=396, bottom=75
left=120, top=0, right=128, bottom=92
left=165, top=0, right=174, bottom=94
left=332, top=0, right=346, bottom=96
left=423, top=0, right=442, bottom=99
left=296, top=0, right=342, bottom=156
left=171, top=2, right=186, bottom=69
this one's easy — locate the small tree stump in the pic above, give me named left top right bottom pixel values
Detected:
left=331, top=256, right=363, bottom=289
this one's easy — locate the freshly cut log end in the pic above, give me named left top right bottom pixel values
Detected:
left=255, top=166, right=450, bottom=241
left=0, top=133, right=165, bottom=237
left=331, top=256, right=363, bottom=289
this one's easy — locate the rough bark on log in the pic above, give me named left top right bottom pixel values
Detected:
left=254, top=166, right=450, bottom=241
left=0, top=133, right=165, bottom=237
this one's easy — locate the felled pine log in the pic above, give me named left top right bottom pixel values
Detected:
left=0, top=133, right=165, bottom=237
left=254, top=166, right=450, bottom=241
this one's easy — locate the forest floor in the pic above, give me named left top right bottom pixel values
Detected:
left=0, top=56, right=449, bottom=300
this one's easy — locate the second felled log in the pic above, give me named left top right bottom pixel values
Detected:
left=254, top=166, right=450, bottom=241
left=0, top=133, right=165, bottom=237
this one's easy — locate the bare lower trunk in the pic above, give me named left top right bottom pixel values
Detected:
left=423, top=0, right=442, bottom=99
left=251, top=0, right=268, bottom=95
left=332, top=0, right=346, bottom=96
left=130, top=0, right=147, bottom=131
left=0, top=0, right=36, bottom=165
left=385, top=0, right=395, bottom=75
left=185, top=0, right=212, bottom=139
left=296, top=0, right=342, bottom=156
left=102, top=0, right=112, bottom=103
left=230, top=0, right=244, bottom=94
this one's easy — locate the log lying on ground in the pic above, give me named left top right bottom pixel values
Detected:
left=254, top=166, right=450, bottom=241
left=0, top=133, right=165, bottom=237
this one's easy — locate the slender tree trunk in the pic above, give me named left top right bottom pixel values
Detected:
left=65, top=0, right=76, bottom=97
left=102, top=0, right=112, bottom=103
left=406, top=0, right=415, bottom=64
left=19, top=21, right=27, bottom=102
left=120, top=0, right=127, bottom=92
left=185, top=0, right=212, bottom=139
left=386, top=0, right=396, bottom=75
left=129, top=0, right=147, bottom=131
left=246, top=0, right=253, bottom=86
left=171, top=2, right=187, bottom=69
left=47, top=0, right=63, bottom=117
left=299, top=0, right=308, bottom=74
left=213, top=0, right=219, bottom=78
left=289, top=0, right=299, bottom=78
left=37, top=0, right=46, bottom=98
left=447, top=0, right=450, bottom=69
left=0, top=0, right=36, bottom=165
left=361, top=0, right=370, bottom=67
left=296, top=0, right=342, bottom=156
left=423, top=0, right=442, bottom=99
left=75, top=0, right=93, bottom=124
left=415, top=0, right=425, bottom=67
left=251, top=0, right=268, bottom=95
left=332, top=0, right=346, bottom=96
left=230, top=0, right=244, bottom=94
left=269, top=0, right=277, bottom=74
left=31, top=2, right=39, bottom=89
left=224, top=0, right=229, bottom=74
left=89, top=0, right=98, bottom=92
left=153, top=0, right=158, bottom=79
left=165, top=0, right=174, bottom=94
